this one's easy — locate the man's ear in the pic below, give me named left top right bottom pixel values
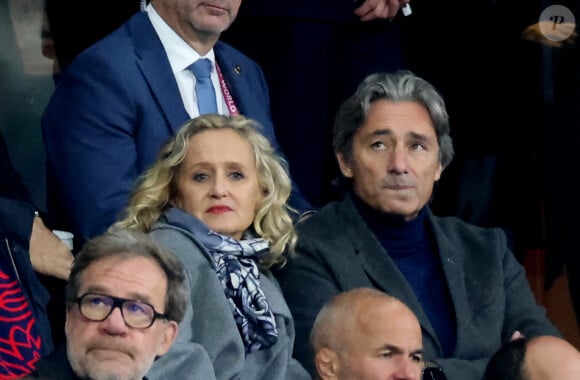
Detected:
left=434, top=162, right=443, bottom=182
left=64, top=308, right=71, bottom=336
left=156, top=321, right=179, bottom=357
left=315, top=347, right=339, bottom=380
left=336, top=153, right=353, bottom=179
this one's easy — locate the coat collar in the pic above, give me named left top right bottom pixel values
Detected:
left=130, top=12, right=189, bottom=133
left=336, top=195, right=466, bottom=354
left=129, top=12, right=255, bottom=134
left=214, top=42, right=253, bottom=117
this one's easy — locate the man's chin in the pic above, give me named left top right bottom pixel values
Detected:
left=87, top=347, right=133, bottom=363
left=377, top=204, right=421, bottom=222
left=76, top=356, right=135, bottom=380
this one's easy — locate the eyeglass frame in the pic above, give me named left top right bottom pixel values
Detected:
left=72, top=292, right=170, bottom=329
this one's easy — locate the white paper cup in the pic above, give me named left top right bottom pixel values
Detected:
left=53, top=230, right=74, bottom=250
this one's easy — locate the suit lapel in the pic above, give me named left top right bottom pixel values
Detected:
left=338, top=198, right=440, bottom=347
left=214, top=43, right=252, bottom=116
left=130, top=13, right=189, bottom=134
left=430, top=216, right=471, bottom=354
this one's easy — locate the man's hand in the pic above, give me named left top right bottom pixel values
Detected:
left=29, top=216, right=74, bottom=280
left=354, top=0, right=410, bottom=22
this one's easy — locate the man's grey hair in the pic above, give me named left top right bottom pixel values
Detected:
left=333, top=70, right=454, bottom=168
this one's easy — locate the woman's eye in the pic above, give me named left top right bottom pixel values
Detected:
left=230, top=171, right=245, bottom=180
left=193, top=173, right=208, bottom=182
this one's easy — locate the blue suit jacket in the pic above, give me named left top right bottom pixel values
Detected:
left=42, top=12, right=310, bottom=244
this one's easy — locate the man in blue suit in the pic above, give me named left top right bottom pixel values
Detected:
left=42, top=0, right=312, bottom=247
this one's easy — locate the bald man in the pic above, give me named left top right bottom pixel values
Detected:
left=484, top=335, right=580, bottom=380
left=310, top=288, right=428, bottom=380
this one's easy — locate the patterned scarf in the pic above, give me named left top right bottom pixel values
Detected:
left=164, top=208, right=278, bottom=353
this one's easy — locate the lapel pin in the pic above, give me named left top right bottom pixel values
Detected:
left=234, top=65, right=242, bottom=75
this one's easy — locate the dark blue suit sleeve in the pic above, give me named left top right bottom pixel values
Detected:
left=0, top=132, right=35, bottom=244
left=42, top=50, right=140, bottom=243
left=0, top=198, right=34, bottom=247
left=0, top=132, right=32, bottom=204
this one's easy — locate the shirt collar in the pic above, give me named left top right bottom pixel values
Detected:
left=146, top=3, right=216, bottom=74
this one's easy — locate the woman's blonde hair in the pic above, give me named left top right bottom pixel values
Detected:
left=116, top=114, right=296, bottom=267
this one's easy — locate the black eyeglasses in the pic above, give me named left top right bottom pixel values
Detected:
left=73, top=293, right=169, bottom=329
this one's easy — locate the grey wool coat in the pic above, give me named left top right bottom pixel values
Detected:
left=145, top=215, right=310, bottom=380
left=276, top=195, right=560, bottom=380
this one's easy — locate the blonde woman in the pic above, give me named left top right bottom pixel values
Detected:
left=116, top=114, right=309, bottom=380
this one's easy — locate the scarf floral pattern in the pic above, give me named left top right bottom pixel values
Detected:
left=205, top=233, right=278, bottom=353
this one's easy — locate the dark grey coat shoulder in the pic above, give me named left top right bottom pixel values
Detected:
left=276, top=196, right=559, bottom=380
left=146, top=220, right=310, bottom=380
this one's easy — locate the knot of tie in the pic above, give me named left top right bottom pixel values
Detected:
left=191, top=58, right=212, bottom=79
left=190, top=58, right=217, bottom=114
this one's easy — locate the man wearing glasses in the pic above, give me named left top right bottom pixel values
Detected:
left=29, top=228, right=213, bottom=379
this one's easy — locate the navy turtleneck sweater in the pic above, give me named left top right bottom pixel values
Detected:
left=352, top=194, right=457, bottom=357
